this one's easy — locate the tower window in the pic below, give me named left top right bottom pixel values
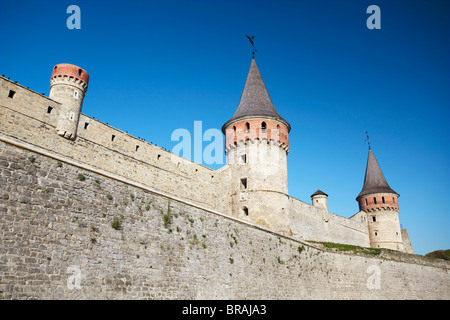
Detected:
left=365, top=199, right=368, bottom=206
left=243, top=207, right=249, bottom=216
left=84, top=122, right=89, bottom=129
left=240, top=178, right=248, bottom=190
left=374, top=232, right=378, bottom=236
left=382, top=196, right=385, bottom=204
left=8, top=90, right=15, bottom=98
left=261, top=121, right=267, bottom=132
left=78, top=69, right=82, bottom=76
left=74, top=91, right=79, bottom=99
left=233, top=126, right=236, bottom=137
left=373, top=197, right=377, bottom=205
left=241, top=154, right=247, bottom=164
left=393, top=197, right=395, bottom=203
left=372, top=216, right=376, bottom=222
left=111, top=135, right=115, bottom=141
left=47, top=106, right=53, bottom=114
left=135, top=145, right=139, bottom=151
left=245, top=122, right=250, bottom=133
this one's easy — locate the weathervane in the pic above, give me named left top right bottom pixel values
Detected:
left=365, top=131, right=371, bottom=149
left=245, top=34, right=257, bottom=58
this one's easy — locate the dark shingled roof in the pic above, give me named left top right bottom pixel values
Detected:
left=356, top=148, right=399, bottom=200
left=222, top=58, right=289, bottom=131
left=311, top=189, right=328, bottom=198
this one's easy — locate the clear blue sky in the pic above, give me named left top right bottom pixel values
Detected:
left=1, top=0, right=449, bottom=255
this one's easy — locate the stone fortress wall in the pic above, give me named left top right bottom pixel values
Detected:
left=1, top=75, right=375, bottom=248
left=1, top=75, right=449, bottom=299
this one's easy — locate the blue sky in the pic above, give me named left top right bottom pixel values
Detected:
left=1, top=0, right=449, bottom=255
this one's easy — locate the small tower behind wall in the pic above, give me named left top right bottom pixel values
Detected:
left=49, top=63, right=89, bottom=140
left=311, top=189, right=328, bottom=211
left=356, top=147, right=404, bottom=251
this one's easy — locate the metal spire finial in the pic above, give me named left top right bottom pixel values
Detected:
left=365, top=131, right=371, bottom=149
left=245, top=34, right=257, bottom=58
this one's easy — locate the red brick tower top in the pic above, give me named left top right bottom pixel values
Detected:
left=51, top=63, right=89, bottom=92
left=222, top=58, right=290, bottom=153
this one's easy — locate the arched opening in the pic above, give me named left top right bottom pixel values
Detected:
left=78, top=69, right=82, bottom=76
left=242, top=206, right=249, bottom=216
left=261, top=121, right=267, bottom=132
left=245, top=122, right=250, bottom=133
left=233, top=126, right=236, bottom=137
left=382, top=196, right=385, bottom=204
left=373, top=197, right=377, bottom=205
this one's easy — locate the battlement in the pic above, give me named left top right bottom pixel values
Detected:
left=50, top=63, right=89, bottom=91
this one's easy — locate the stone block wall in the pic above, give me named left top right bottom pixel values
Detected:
left=0, top=77, right=230, bottom=214
left=0, top=140, right=449, bottom=299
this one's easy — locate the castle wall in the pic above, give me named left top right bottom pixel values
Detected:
left=0, top=78, right=231, bottom=214
left=289, top=198, right=371, bottom=247
left=0, top=140, right=448, bottom=299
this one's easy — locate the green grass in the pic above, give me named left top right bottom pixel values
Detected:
left=425, top=249, right=450, bottom=261
left=310, top=241, right=382, bottom=256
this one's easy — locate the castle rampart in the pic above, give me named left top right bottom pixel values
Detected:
left=1, top=62, right=449, bottom=300
left=0, top=140, right=448, bottom=299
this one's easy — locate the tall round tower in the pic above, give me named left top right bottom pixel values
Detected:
left=49, top=63, right=89, bottom=140
left=222, top=58, right=291, bottom=234
left=356, top=147, right=404, bottom=251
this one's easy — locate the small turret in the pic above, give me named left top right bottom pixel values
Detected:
left=311, top=189, right=328, bottom=211
left=49, top=63, right=89, bottom=140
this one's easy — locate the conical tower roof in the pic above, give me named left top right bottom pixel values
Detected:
left=222, top=58, right=290, bottom=132
left=356, top=148, right=398, bottom=200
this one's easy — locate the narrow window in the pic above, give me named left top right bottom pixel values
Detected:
left=261, top=121, right=267, bottom=132
left=382, top=196, right=385, bottom=204
left=111, top=135, right=115, bottom=141
left=78, top=69, right=82, bottom=76
left=373, top=197, right=377, bottom=205
left=241, top=154, right=247, bottom=164
left=243, top=207, right=249, bottom=216
left=135, top=145, right=139, bottom=151
left=374, top=232, right=378, bottom=236
left=84, top=122, right=89, bottom=129
left=157, top=154, right=161, bottom=160
left=233, top=126, right=236, bottom=137
left=393, top=197, right=395, bottom=203
left=240, top=178, right=248, bottom=190
left=74, top=91, right=79, bottom=99
left=372, top=216, right=376, bottom=222
left=316, top=200, right=318, bottom=203
left=245, top=122, right=250, bottom=133
left=365, top=199, right=368, bottom=206
left=47, top=106, right=53, bottom=114
left=8, top=90, right=15, bottom=98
